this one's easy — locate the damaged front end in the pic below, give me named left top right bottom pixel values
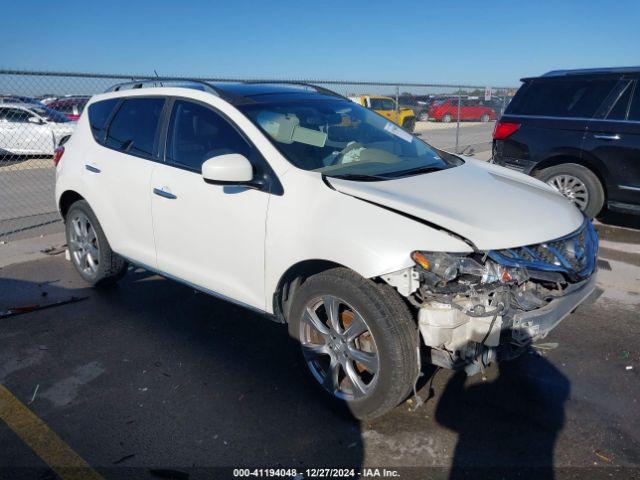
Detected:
left=383, top=217, right=599, bottom=376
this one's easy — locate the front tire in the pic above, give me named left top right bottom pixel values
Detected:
left=288, top=268, right=419, bottom=420
left=480, top=113, right=490, bottom=122
left=442, top=114, right=453, bottom=123
left=65, top=200, right=128, bottom=286
left=535, top=163, right=605, bottom=218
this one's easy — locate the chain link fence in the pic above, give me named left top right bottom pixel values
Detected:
left=0, top=70, right=517, bottom=240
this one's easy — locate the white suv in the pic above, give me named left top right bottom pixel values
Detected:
left=55, top=80, right=598, bottom=419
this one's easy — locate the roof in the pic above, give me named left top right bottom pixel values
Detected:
left=522, top=66, right=640, bottom=81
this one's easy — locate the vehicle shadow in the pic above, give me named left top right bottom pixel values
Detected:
left=434, top=353, right=569, bottom=480
left=0, top=267, right=365, bottom=478
left=597, top=209, right=640, bottom=230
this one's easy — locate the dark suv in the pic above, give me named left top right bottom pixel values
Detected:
left=492, top=67, right=640, bottom=218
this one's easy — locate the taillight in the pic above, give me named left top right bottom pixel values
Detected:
left=53, top=146, right=65, bottom=166
left=493, top=121, right=520, bottom=140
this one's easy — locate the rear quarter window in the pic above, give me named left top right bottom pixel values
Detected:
left=507, top=77, right=618, bottom=118
left=88, top=99, right=119, bottom=143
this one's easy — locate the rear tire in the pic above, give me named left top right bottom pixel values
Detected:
left=402, top=118, right=416, bottom=132
left=534, top=163, right=605, bottom=218
left=480, top=113, right=490, bottom=122
left=65, top=200, right=128, bottom=286
left=288, top=268, right=419, bottom=420
left=442, top=114, right=452, bottom=123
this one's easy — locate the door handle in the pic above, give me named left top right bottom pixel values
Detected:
left=153, top=188, right=177, bottom=200
left=85, top=164, right=101, bottom=173
left=593, top=134, right=620, bottom=141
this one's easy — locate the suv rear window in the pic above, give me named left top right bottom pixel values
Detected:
left=88, top=99, right=119, bottom=143
left=507, top=77, right=618, bottom=118
left=105, top=97, right=165, bottom=159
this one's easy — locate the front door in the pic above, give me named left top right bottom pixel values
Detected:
left=150, top=99, right=270, bottom=309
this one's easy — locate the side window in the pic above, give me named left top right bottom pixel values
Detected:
left=381, top=99, right=396, bottom=110
left=105, top=97, right=165, bottom=159
left=629, top=83, right=640, bottom=121
left=369, top=98, right=384, bottom=110
left=166, top=100, right=252, bottom=172
left=88, top=99, right=119, bottom=143
left=508, top=78, right=618, bottom=118
left=1, top=108, right=32, bottom=123
left=607, top=83, right=632, bottom=120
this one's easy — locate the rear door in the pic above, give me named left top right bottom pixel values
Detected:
left=582, top=78, right=640, bottom=209
left=83, top=96, right=165, bottom=267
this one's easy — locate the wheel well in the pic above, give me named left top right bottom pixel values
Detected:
left=272, top=259, right=346, bottom=323
left=59, top=190, right=84, bottom=220
left=530, top=156, right=608, bottom=200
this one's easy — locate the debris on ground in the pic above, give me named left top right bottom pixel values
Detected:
left=40, top=244, right=67, bottom=256
left=29, top=384, right=39, bottom=404
left=594, top=450, right=613, bottom=463
left=0, top=296, right=88, bottom=319
left=626, top=366, right=634, bottom=371
left=533, top=342, right=559, bottom=350
left=113, top=453, right=135, bottom=465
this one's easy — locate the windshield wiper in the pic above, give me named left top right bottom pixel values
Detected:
left=383, top=166, right=444, bottom=178
left=327, top=173, right=388, bottom=181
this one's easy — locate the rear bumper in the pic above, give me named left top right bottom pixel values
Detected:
left=492, top=155, right=537, bottom=174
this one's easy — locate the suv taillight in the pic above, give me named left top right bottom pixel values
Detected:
left=53, top=146, right=65, bottom=167
left=493, top=121, right=520, bottom=140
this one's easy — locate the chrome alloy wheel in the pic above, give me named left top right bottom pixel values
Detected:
left=68, top=212, right=100, bottom=276
left=299, top=295, right=379, bottom=400
left=547, top=174, right=589, bottom=211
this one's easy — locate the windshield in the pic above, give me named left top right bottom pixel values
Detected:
left=238, top=98, right=462, bottom=180
left=30, top=105, right=70, bottom=123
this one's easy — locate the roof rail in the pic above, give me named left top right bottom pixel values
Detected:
left=105, top=78, right=224, bottom=96
left=541, top=66, right=640, bottom=77
left=241, top=80, right=346, bottom=100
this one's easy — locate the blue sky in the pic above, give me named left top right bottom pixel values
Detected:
left=2, top=0, right=639, bottom=87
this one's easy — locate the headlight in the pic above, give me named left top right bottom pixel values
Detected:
left=411, top=251, right=526, bottom=284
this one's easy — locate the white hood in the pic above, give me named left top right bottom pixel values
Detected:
left=327, top=158, right=584, bottom=251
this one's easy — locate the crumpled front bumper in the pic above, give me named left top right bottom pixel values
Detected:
left=511, top=272, right=600, bottom=344
left=419, top=271, right=600, bottom=373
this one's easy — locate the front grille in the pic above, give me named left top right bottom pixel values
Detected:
left=488, top=217, right=598, bottom=281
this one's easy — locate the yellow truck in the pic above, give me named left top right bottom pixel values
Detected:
left=349, top=95, right=416, bottom=132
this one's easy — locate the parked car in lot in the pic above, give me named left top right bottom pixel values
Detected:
left=0, top=103, right=75, bottom=156
left=429, top=98, right=497, bottom=123
left=0, top=95, right=41, bottom=104
left=397, top=95, right=429, bottom=121
left=55, top=81, right=598, bottom=419
left=349, top=95, right=416, bottom=131
left=492, top=66, right=640, bottom=218
left=48, top=96, right=90, bottom=121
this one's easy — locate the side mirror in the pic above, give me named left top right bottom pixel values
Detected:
left=201, top=153, right=254, bottom=185
left=28, top=116, right=43, bottom=125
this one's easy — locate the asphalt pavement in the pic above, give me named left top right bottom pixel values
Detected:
left=0, top=226, right=639, bottom=479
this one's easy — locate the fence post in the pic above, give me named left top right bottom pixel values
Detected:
left=395, top=85, right=399, bottom=121
left=455, top=89, right=461, bottom=153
